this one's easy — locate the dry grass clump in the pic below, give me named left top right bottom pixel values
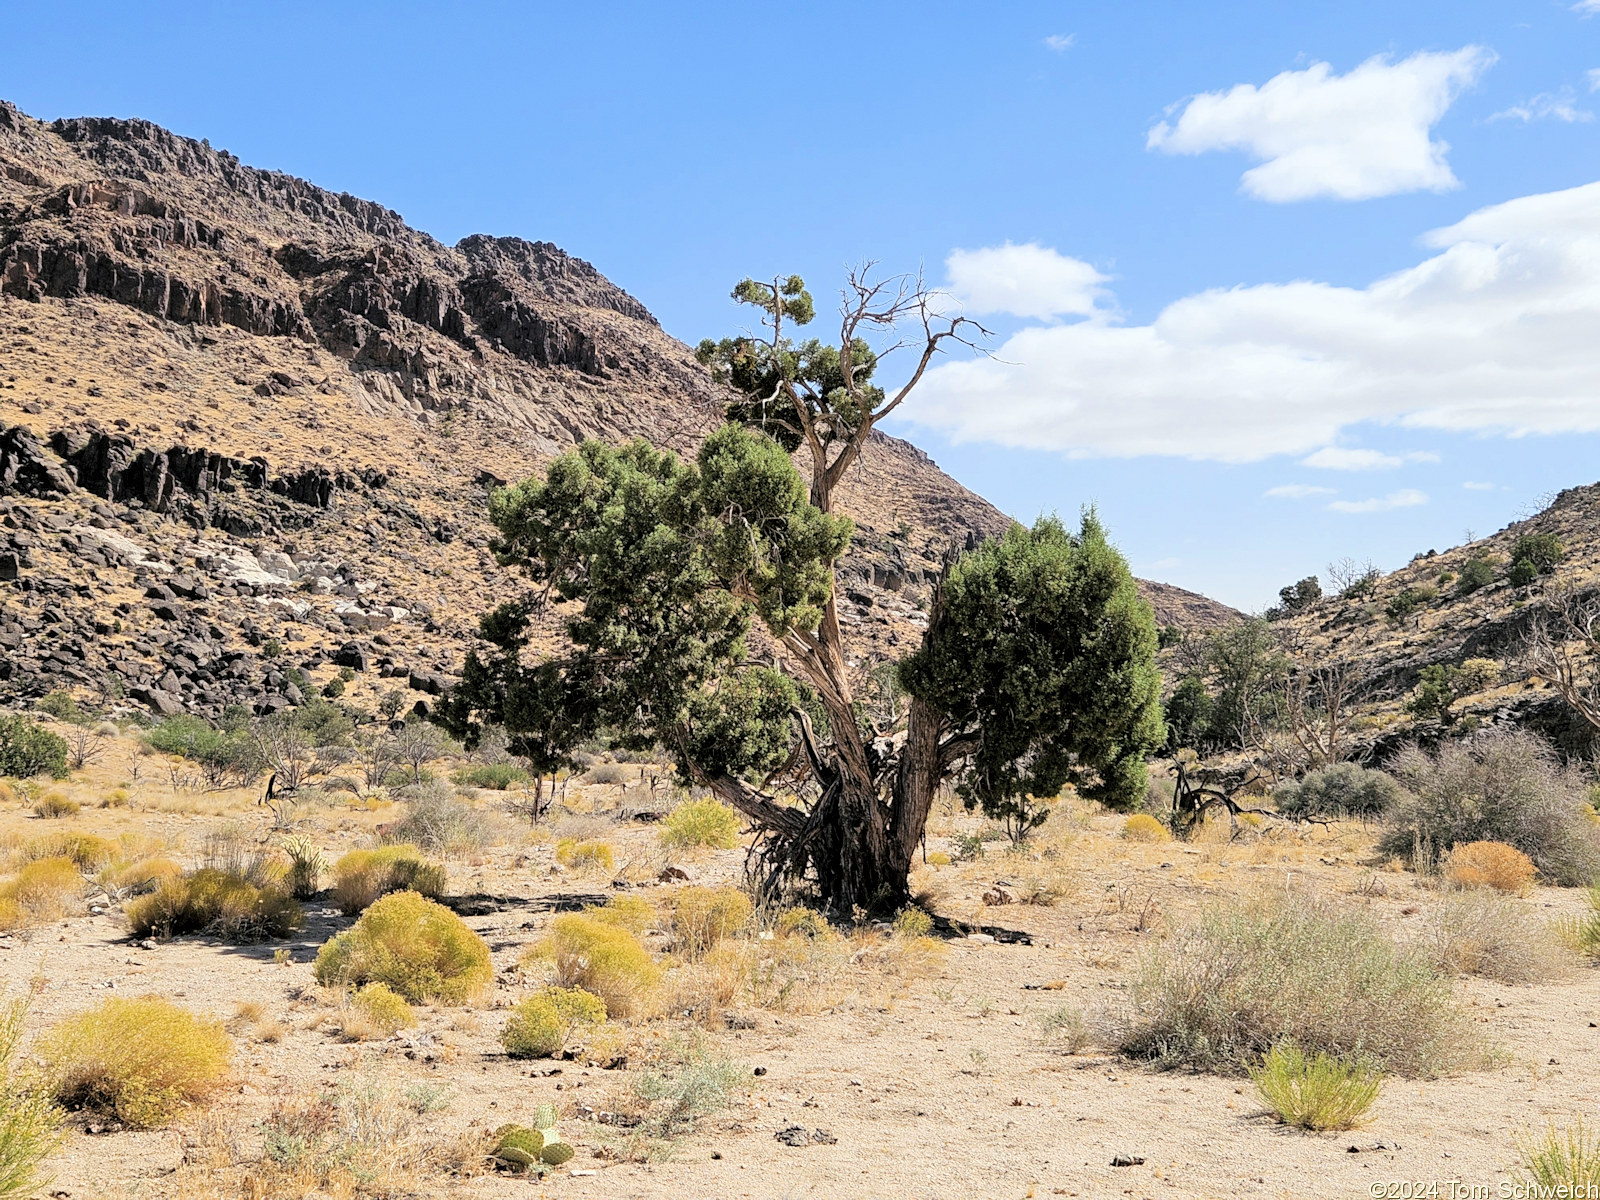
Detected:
left=1516, top=1119, right=1600, bottom=1194
left=1120, top=893, right=1468, bottom=1077
left=17, top=832, right=114, bottom=871
left=330, top=845, right=446, bottom=915
left=658, top=798, right=741, bottom=851
left=501, top=986, right=607, bottom=1058
left=668, top=886, right=751, bottom=958
left=1424, top=892, right=1570, bottom=983
left=0, top=997, right=64, bottom=1200
left=315, top=890, right=492, bottom=1004
left=125, top=868, right=302, bottom=942
left=1037, top=1005, right=1090, bottom=1054
left=1385, top=732, right=1600, bottom=885
left=97, top=856, right=181, bottom=898
left=1445, top=840, right=1537, bottom=894
left=554, top=838, right=615, bottom=873
left=1249, top=1043, right=1382, bottom=1131
left=0, top=857, right=82, bottom=928
left=525, top=914, right=659, bottom=1017
left=31, top=793, right=78, bottom=819
left=1121, top=813, right=1169, bottom=842
left=38, top=996, right=230, bottom=1128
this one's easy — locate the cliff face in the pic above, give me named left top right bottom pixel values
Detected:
left=0, top=101, right=1233, bottom=716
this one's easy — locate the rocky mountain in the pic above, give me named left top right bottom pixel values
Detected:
left=0, top=100, right=1235, bottom=719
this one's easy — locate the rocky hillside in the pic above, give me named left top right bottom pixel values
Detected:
left=0, top=101, right=1235, bottom=719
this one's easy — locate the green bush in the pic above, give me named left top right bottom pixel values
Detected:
left=1516, top=1119, right=1600, bottom=1194
left=525, top=915, right=660, bottom=1017
left=321, top=678, right=346, bottom=699
left=1275, top=763, right=1403, bottom=819
left=0, top=716, right=69, bottom=780
left=1250, top=1044, right=1381, bottom=1131
left=330, top=845, right=446, bottom=915
left=125, top=868, right=303, bottom=942
left=1455, top=556, right=1494, bottom=595
left=350, top=982, right=415, bottom=1035
left=35, top=692, right=86, bottom=725
left=1120, top=894, right=1467, bottom=1077
left=38, top=996, right=230, bottom=1128
left=1384, top=585, right=1435, bottom=623
left=451, top=763, right=530, bottom=790
left=1508, top=558, right=1539, bottom=587
left=501, top=987, right=607, bottom=1058
left=314, top=890, right=492, bottom=1004
left=659, top=798, right=742, bottom=850
left=1511, top=533, right=1564, bottom=574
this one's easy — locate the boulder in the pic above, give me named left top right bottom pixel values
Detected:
left=333, top=641, right=370, bottom=671
left=0, top=425, right=76, bottom=497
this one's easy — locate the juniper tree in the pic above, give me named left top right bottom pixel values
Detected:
left=440, top=272, right=1164, bottom=909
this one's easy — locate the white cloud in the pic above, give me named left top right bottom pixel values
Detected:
left=944, top=242, right=1108, bottom=321
left=1327, top=489, right=1428, bottom=514
left=1147, top=47, right=1494, bottom=201
left=1265, top=484, right=1337, bottom=499
left=1588, top=68, right=1600, bottom=91
left=1491, top=87, right=1593, bottom=123
left=1577, top=2, right=1600, bottom=15
left=1300, top=447, right=1438, bottom=470
left=907, top=179, right=1600, bottom=464
left=1044, top=33, right=1075, bottom=52
left=1462, top=481, right=1496, bottom=490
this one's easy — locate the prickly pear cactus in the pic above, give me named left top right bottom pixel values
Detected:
left=493, top=1124, right=545, bottom=1172
left=539, top=1141, right=575, bottom=1166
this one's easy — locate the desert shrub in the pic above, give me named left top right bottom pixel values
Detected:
left=1120, top=894, right=1467, bottom=1076
left=1121, top=813, right=1169, bottom=842
left=926, top=850, right=952, bottom=867
left=1425, top=892, right=1569, bottom=983
left=1552, top=883, right=1600, bottom=959
left=38, top=996, right=230, bottom=1128
left=0, top=998, right=62, bottom=1199
left=350, top=983, right=415, bottom=1036
left=1445, top=840, right=1537, bottom=895
left=583, top=762, right=630, bottom=786
left=1249, top=1044, right=1381, bottom=1131
left=0, top=716, right=68, bottom=780
left=775, top=907, right=833, bottom=939
left=31, top=793, right=78, bottom=819
left=554, top=839, right=615, bottom=873
left=630, top=1041, right=746, bottom=1137
left=1384, top=732, right=1600, bottom=885
left=35, top=692, right=85, bottom=725
left=281, top=835, right=327, bottom=899
left=526, top=914, right=660, bottom=1017
left=659, top=798, right=741, bottom=851
left=1508, top=558, right=1539, bottom=587
left=501, top=987, right=607, bottom=1059
left=143, top=715, right=255, bottom=787
left=1455, top=556, right=1495, bottom=595
left=668, top=886, right=752, bottom=958
left=1516, top=1119, right=1600, bottom=1194
left=451, top=763, right=529, bottom=790
left=584, top=895, right=656, bottom=935
left=125, top=868, right=303, bottom=942
left=330, top=845, right=446, bottom=915
left=314, top=890, right=492, bottom=1004
left=1274, top=763, right=1403, bottom=819
left=1385, top=586, right=1435, bottom=623
left=380, top=789, right=493, bottom=857
left=1511, top=532, right=1565, bottom=574
left=0, top=900, right=20, bottom=932
left=20, top=832, right=113, bottom=870
left=321, top=678, right=345, bottom=699
left=0, top=858, right=82, bottom=925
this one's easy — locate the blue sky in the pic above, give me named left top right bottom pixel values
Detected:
left=5, top=1, right=1600, bottom=609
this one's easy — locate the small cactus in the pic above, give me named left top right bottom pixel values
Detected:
left=492, top=1124, right=545, bottom=1172
left=539, top=1141, right=575, bottom=1166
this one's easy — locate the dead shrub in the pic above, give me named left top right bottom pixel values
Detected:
left=1424, top=892, right=1570, bottom=983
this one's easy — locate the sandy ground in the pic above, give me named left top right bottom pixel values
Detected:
left=3, top=746, right=1598, bottom=1200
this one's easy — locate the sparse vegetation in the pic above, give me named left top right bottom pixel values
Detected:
left=0, top=716, right=69, bottom=780
left=659, top=798, right=741, bottom=850
left=125, top=867, right=303, bottom=941
left=451, top=762, right=529, bottom=790
left=667, top=886, right=752, bottom=958
left=30, top=792, right=77, bottom=818
left=629, top=1040, right=746, bottom=1138
left=0, top=997, right=63, bottom=1200
left=315, top=890, right=493, bottom=1004
left=1121, top=894, right=1467, bottom=1076
left=1515, top=1119, right=1600, bottom=1194
left=1445, top=840, right=1537, bottom=894
left=0, top=857, right=82, bottom=927
left=1249, top=1043, right=1381, bottom=1131
left=1552, top=883, right=1600, bottom=959
left=1425, top=892, right=1569, bottom=983
left=380, top=788, right=494, bottom=857
left=38, top=996, right=230, bottom=1128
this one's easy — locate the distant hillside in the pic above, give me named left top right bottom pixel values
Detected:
left=0, top=100, right=1234, bottom=717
